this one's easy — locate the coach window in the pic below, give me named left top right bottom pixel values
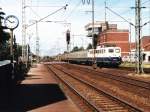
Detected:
left=109, top=49, right=114, bottom=53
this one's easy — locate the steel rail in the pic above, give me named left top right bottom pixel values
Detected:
left=49, top=64, right=144, bottom=112
left=68, top=64, right=150, bottom=90
left=47, top=65, right=101, bottom=112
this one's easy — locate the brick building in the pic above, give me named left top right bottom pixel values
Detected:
left=141, top=36, right=150, bottom=51
left=98, top=29, right=129, bottom=56
left=85, top=21, right=130, bottom=57
left=130, top=36, right=150, bottom=63
left=131, top=36, right=150, bottom=51
left=85, top=21, right=150, bottom=61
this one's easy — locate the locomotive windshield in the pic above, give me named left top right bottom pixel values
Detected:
left=108, top=49, right=114, bottom=53
left=115, top=49, right=120, bottom=53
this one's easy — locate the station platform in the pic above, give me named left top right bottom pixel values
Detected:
left=0, top=64, right=80, bottom=112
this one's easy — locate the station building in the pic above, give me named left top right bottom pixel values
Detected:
left=85, top=21, right=150, bottom=63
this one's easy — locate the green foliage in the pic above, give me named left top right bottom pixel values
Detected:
left=1, top=31, right=10, bottom=43
left=86, top=43, right=92, bottom=49
left=71, top=46, right=85, bottom=52
left=78, top=46, right=84, bottom=51
left=71, top=46, right=79, bottom=52
left=0, top=10, right=11, bottom=60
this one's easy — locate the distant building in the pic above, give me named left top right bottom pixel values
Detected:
left=130, top=36, right=150, bottom=63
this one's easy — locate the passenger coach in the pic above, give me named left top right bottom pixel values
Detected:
left=60, top=46, right=122, bottom=67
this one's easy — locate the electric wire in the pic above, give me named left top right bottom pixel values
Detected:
left=28, top=6, right=41, bottom=19
left=64, top=1, right=82, bottom=21
left=106, top=6, right=135, bottom=26
left=27, top=4, right=68, bottom=28
left=142, top=0, right=150, bottom=5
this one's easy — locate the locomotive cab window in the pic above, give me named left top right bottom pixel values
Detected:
left=115, top=49, right=120, bottom=53
left=109, top=49, right=114, bottom=53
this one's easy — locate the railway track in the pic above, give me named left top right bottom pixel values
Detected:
left=64, top=64, right=150, bottom=90
left=47, top=64, right=144, bottom=112
left=53, top=63, right=150, bottom=111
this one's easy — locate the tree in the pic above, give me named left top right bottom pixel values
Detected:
left=0, top=10, right=11, bottom=60
left=1, top=31, right=10, bottom=43
left=86, top=43, right=92, bottom=50
left=71, top=46, right=79, bottom=52
left=78, top=46, right=84, bottom=51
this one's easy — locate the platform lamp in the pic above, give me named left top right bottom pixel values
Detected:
left=4, top=15, right=19, bottom=63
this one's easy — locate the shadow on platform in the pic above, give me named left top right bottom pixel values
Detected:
left=0, top=84, right=67, bottom=112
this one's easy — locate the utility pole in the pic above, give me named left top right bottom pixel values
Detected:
left=129, top=19, right=132, bottom=62
left=35, top=21, right=39, bottom=63
left=82, top=0, right=96, bottom=68
left=91, top=0, right=96, bottom=68
left=149, top=0, right=150, bottom=36
left=135, top=0, right=143, bottom=74
left=104, top=0, right=107, bottom=22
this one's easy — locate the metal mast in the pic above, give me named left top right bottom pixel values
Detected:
left=104, top=0, right=107, bottom=22
left=35, top=21, right=39, bottom=63
left=135, top=0, right=143, bottom=74
left=91, top=0, right=96, bottom=68
left=22, top=0, right=26, bottom=63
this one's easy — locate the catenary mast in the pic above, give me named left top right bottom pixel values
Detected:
left=22, top=0, right=27, bottom=63
left=135, top=0, right=143, bottom=74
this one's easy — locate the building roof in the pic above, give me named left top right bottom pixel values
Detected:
left=85, top=21, right=117, bottom=31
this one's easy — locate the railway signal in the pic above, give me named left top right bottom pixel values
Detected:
left=66, top=29, right=70, bottom=45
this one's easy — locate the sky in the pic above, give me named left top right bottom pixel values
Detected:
left=0, top=0, right=150, bottom=56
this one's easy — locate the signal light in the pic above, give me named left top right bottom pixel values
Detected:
left=66, top=30, right=70, bottom=44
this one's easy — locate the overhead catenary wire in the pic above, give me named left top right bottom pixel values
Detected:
left=28, top=6, right=41, bottom=19
left=27, top=4, right=68, bottom=28
left=106, top=6, right=135, bottom=26
left=142, top=0, right=150, bottom=4
left=64, top=1, right=82, bottom=21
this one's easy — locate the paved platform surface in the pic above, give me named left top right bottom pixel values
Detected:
left=0, top=64, right=80, bottom=112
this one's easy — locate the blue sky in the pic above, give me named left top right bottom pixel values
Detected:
left=0, top=0, right=150, bottom=56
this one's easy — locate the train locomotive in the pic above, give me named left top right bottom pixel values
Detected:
left=60, top=46, right=122, bottom=67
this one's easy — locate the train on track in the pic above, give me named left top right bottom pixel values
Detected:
left=59, top=46, right=122, bottom=67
